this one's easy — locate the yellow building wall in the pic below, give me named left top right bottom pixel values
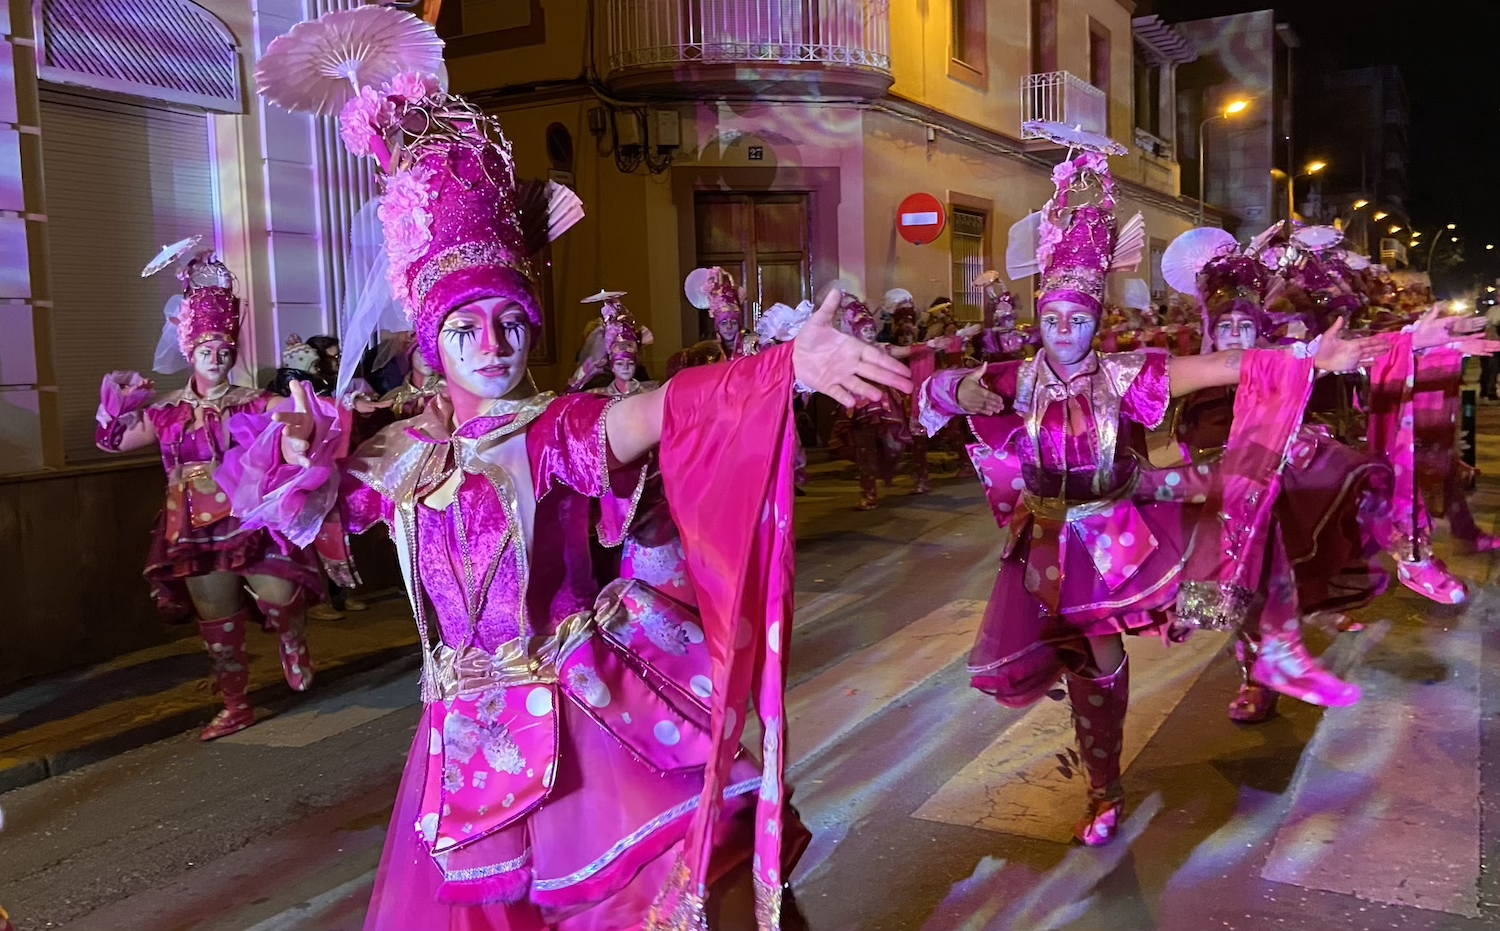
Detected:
left=862, top=109, right=1195, bottom=321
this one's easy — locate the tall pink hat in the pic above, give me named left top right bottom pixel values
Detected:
left=1006, top=126, right=1143, bottom=318
left=175, top=252, right=240, bottom=359
left=839, top=293, right=876, bottom=335
left=337, top=72, right=583, bottom=373
left=587, top=291, right=652, bottom=363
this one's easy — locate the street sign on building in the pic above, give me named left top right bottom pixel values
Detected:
left=897, top=193, right=946, bottom=245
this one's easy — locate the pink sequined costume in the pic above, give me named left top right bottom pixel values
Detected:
left=223, top=66, right=807, bottom=929
left=830, top=295, right=910, bottom=509
left=920, top=140, right=1325, bottom=846
left=1168, top=243, right=1393, bottom=720
left=95, top=249, right=322, bottom=740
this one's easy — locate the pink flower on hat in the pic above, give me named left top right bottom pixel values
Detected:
left=339, top=86, right=397, bottom=159
left=379, top=165, right=436, bottom=301
left=382, top=71, right=439, bottom=104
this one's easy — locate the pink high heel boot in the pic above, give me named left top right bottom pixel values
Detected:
left=256, top=592, right=316, bottom=692
left=199, top=611, right=255, bottom=740
left=1065, top=655, right=1129, bottom=846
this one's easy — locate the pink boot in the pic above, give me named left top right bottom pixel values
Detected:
left=1249, top=552, right=1360, bottom=708
left=1228, top=637, right=1279, bottom=724
left=1395, top=555, right=1467, bottom=605
left=199, top=612, right=255, bottom=740
left=256, top=592, right=316, bottom=692
left=1065, top=655, right=1128, bottom=847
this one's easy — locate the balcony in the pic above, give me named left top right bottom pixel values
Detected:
left=602, top=0, right=893, bottom=100
left=1021, top=72, right=1107, bottom=139
left=1380, top=238, right=1408, bottom=268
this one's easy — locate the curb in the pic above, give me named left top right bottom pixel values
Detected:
left=0, top=646, right=420, bottom=796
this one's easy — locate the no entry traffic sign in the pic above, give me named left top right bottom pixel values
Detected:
left=898, top=193, right=946, bottom=245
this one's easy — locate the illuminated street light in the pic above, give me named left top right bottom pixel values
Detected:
left=1447, top=223, right=1458, bottom=230
left=1198, top=97, right=1252, bottom=226
left=1489, top=244, right=1496, bottom=251
left=1373, top=211, right=1389, bottom=221
left=1305, top=161, right=1327, bottom=174
left=1389, top=225, right=1403, bottom=234
left=1452, top=236, right=1460, bottom=243
left=1353, top=199, right=1369, bottom=210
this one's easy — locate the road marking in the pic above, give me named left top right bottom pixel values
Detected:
left=784, top=599, right=984, bottom=767
left=240, top=870, right=375, bottom=931
left=912, top=630, right=1229, bottom=843
left=221, top=676, right=413, bottom=749
left=1261, top=612, right=1483, bottom=917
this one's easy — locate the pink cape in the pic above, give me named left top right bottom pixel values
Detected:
left=650, top=343, right=799, bottom=926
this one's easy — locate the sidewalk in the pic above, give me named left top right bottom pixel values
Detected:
left=0, top=594, right=420, bottom=794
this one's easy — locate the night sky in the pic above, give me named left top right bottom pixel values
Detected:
left=1146, top=0, right=1500, bottom=288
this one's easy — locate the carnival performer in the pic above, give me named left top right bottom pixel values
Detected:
left=227, top=59, right=910, bottom=929
left=666, top=268, right=759, bottom=376
left=1168, top=234, right=1493, bottom=722
left=94, top=247, right=323, bottom=740
left=885, top=299, right=983, bottom=495
left=920, top=135, right=1390, bottom=846
left=569, top=290, right=656, bottom=394
left=972, top=271, right=1038, bottom=363
left=830, top=294, right=912, bottom=510
left=1262, top=228, right=1480, bottom=598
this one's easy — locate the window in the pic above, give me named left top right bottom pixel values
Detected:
left=1031, top=0, right=1057, bottom=74
left=950, top=209, right=988, bottom=320
left=1089, top=22, right=1111, bottom=92
left=950, top=0, right=986, bottom=83
left=1134, top=56, right=1161, bottom=136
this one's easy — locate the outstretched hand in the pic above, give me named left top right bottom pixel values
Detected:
left=792, top=290, right=912, bottom=406
left=273, top=379, right=316, bottom=467
left=956, top=369, right=1006, bottom=416
left=1312, top=318, right=1391, bottom=373
left=1411, top=304, right=1492, bottom=352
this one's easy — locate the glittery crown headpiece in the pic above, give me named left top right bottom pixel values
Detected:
left=708, top=269, right=743, bottom=322
left=840, top=295, right=875, bottom=335
left=174, top=251, right=240, bottom=359
left=600, top=299, right=649, bottom=363
left=1032, top=151, right=1145, bottom=316
left=1198, top=253, right=1273, bottom=333
left=336, top=72, right=583, bottom=373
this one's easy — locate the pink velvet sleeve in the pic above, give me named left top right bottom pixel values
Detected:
left=918, top=361, right=1018, bottom=435
left=1121, top=350, right=1172, bottom=429
left=527, top=393, right=615, bottom=500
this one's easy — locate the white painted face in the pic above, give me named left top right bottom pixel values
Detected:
left=714, top=310, right=743, bottom=342
left=438, top=297, right=532, bottom=401
left=610, top=344, right=638, bottom=383
left=192, top=340, right=234, bottom=388
left=1038, top=299, right=1098, bottom=366
left=1212, top=311, right=1259, bottom=352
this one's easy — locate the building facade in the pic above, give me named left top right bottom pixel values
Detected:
left=0, top=0, right=372, bottom=684
left=1173, top=9, right=1297, bottom=240
left=1300, top=65, right=1412, bottom=266
left=440, top=0, right=1211, bottom=385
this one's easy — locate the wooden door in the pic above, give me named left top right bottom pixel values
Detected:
left=693, top=192, right=812, bottom=339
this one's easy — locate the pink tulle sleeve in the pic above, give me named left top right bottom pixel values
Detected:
left=95, top=371, right=156, bottom=450
left=1121, top=350, right=1172, bottom=429
left=217, top=394, right=347, bottom=551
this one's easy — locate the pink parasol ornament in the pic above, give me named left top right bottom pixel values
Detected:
left=255, top=6, right=444, bottom=117
left=684, top=267, right=716, bottom=310
left=1161, top=227, right=1238, bottom=295
left=1022, top=121, right=1128, bottom=156
left=141, top=236, right=203, bottom=277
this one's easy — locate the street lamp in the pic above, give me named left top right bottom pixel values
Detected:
left=1374, top=211, right=1389, bottom=221
left=1353, top=199, right=1369, bottom=210
left=1425, top=223, right=1459, bottom=275
left=1389, top=224, right=1403, bottom=235
left=1448, top=223, right=1458, bottom=230
left=1198, top=98, right=1252, bottom=226
left=1287, top=160, right=1327, bottom=222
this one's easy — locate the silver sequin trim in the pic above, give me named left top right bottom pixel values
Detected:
left=440, top=847, right=532, bottom=883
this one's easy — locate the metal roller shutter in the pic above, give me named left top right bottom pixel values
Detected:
left=40, top=89, right=217, bottom=463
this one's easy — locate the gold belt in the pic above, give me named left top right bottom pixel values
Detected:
left=1020, top=472, right=1139, bottom=523
left=429, top=610, right=596, bottom=701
